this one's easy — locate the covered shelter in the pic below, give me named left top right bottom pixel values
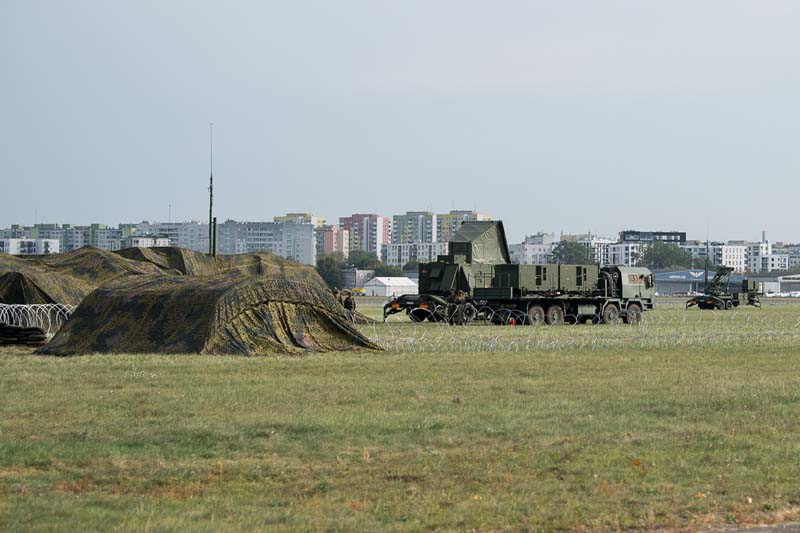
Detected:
left=364, top=277, right=418, bottom=297
left=38, top=275, right=380, bottom=356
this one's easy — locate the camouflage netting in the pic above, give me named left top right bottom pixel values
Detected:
left=114, top=247, right=327, bottom=284
left=2, top=246, right=376, bottom=355
left=114, top=247, right=221, bottom=276
left=0, top=254, right=95, bottom=305
left=38, top=275, right=380, bottom=356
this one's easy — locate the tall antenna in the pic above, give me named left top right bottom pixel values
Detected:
left=208, top=122, right=214, bottom=255
left=705, top=222, right=709, bottom=289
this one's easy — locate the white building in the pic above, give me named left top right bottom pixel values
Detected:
left=0, top=239, right=60, bottom=255
left=138, top=221, right=210, bottom=253
left=384, top=242, right=448, bottom=267
left=364, top=277, right=418, bottom=297
left=681, top=241, right=747, bottom=273
left=509, top=233, right=557, bottom=265
left=608, top=242, right=642, bottom=267
left=125, top=236, right=170, bottom=248
left=562, top=234, right=615, bottom=266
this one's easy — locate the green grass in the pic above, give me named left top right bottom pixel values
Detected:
left=2, top=300, right=800, bottom=531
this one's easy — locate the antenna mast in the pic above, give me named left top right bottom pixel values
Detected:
left=208, top=122, right=214, bottom=255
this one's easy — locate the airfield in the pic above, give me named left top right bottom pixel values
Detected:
left=2, top=297, right=800, bottom=531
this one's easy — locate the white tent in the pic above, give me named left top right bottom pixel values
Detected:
left=364, top=277, right=418, bottom=297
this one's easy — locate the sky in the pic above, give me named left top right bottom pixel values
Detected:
left=2, top=1, right=799, bottom=243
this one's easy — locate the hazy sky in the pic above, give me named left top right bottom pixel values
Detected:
left=2, top=1, right=799, bottom=243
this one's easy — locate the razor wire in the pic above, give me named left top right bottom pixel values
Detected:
left=366, top=308, right=800, bottom=354
left=0, top=304, right=75, bottom=335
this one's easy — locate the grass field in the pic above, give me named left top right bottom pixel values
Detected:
left=3, top=299, right=800, bottom=531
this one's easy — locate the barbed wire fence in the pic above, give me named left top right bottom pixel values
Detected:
left=0, top=304, right=75, bottom=336
left=366, top=307, right=800, bottom=354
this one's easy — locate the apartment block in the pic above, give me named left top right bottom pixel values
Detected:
left=509, top=233, right=557, bottom=265
left=436, top=210, right=490, bottom=243
left=339, top=214, right=390, bottom=259
left=0, top=238, right=60, bottom=255
left=384, top=242, right=449, bottom=267
left=391, top=211, right=437, bottom=244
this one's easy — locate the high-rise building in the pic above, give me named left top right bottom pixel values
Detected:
left=338, top=214, right=390, bottom=259
left=436, top=210, right=490, bottom=243
left=316, top=224, right=349, bottom=260
left=384, top=242, right=449, bottom=267
left=273, top=213, right=326, bottom=228
left=0, top=238, right=60, bottom=255
left=391, top=211, right=437, bottom=244
left=509, top=233, right=557, bottom=265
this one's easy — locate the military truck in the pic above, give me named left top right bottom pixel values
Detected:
left=384, top=221, right=655, bottom=325
left=685, top=266, right=761, bottom=310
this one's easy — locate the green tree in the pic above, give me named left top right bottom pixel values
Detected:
left=347, top=250, right=381, bottom=270
left=402, top=260, right=420, bottom=272
left=640, top=241, right=692, bottom=270
left=551, top=241, right=591, bottom=264
left=315, top=252, right=346, bottom=289
left=691, top=256, right=713, bottom=271
left=375, top=264, right=404, bottom=277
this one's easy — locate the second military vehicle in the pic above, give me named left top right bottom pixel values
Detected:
left=685, top=266, right=761, bottom=310
left=384, top=221, right=655, bottom=325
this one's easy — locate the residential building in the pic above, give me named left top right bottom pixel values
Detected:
left=137, top=221, right=210, bottom=253
left=608, top=242, right=642, bottom=267
left=315, top=224, right=349, bottom=260
left=384, top=242, right=449, bottom=267
left=681, top=241, right=747, bottom=273
left=218, top=220, right=316, bottom=264
left=339, top=214, right=390, bottom=259
left=0, top=238, right=60, bottom=255
left=124, top=235, right=170, bottom=248
left=509, top=233, right=557, bottom=264
left=391, top=211, right=437, bottom=244
left=436, top=210, right=490, bottom=243
left=562, top=234, right=615, bottom=266
left=620, top=230, right=686, bottom=244
left=273, top=213, right=326, bottom=228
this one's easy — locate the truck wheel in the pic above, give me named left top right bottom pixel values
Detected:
left=725, top=300, right=733, bottom=310
left=545, top=305, right=564, bottom=326
left=527, top=304, right=545, bottom=325
left=624, top=303, right=642, bottom=325
left=602, top=304, right=620, bottom=324
left=409, top=309, right=426, bottom=322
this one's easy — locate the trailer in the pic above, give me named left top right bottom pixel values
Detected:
left=383, top=221, right=655, bottom=325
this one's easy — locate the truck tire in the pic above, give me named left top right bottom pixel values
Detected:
left=624, top=303, right=642, bottom=325
left=545, top=304, right=564, bottom=326
left=527, top=304, right=545, bottom=325
left=725, top=300, right=733, bottom=310
left=602, top=304, right=620, bottom=324
left=409, top=309, right=427, bottom=322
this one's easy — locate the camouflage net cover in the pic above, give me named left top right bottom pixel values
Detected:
left=3, top=246, right=377, bottom=355
left=0, top=248, right=164, bottom=305
left=37, top=273, right=381, bottom=356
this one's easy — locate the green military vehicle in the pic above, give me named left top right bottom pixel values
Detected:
left=685, top=266, right=761, bottom=310
left=384, top=221, right=656, bottom=325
